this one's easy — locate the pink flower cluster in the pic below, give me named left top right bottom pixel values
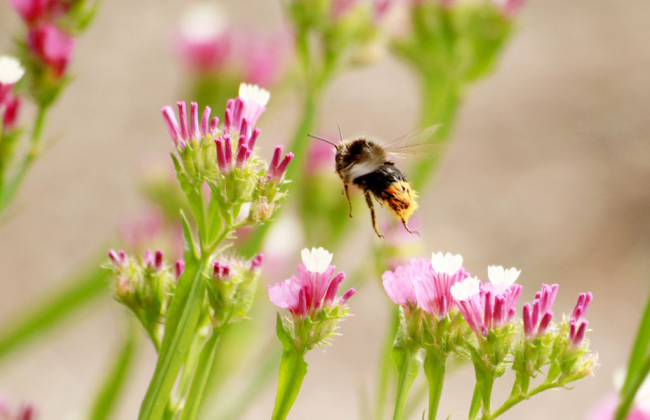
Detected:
left=382, top=252, right=469, bottom=317
left=9, top=0, right=75, bottom=77
left=176, top=4, right=290, bottom=86
left=162, top=83, right=293, bottom=181
left=523, top=283, right=558, bottom=339
left=268, top=247, right=355, bottom=317
left=0, top=397, right=36, bottom=420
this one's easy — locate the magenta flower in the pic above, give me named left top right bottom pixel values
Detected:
left=0, top=397, right=37, bottom=420
left=8, top=0, right=48, bottom=24
left=27, top=23, right=74, bottom=77
left=268, top=247, right=354, bottom=317
left=451, top=265, right=523, bottom=336
left=331, top=0, right=360, bottom=18
left=304, top=133, right=336, bottom=176
left=382, top=261, right=418, bottom=308
left=176, top=4, right=231, bottom=72
left=267, top=146, right=294, bottom=182
left=0, top=56, right=25, bottom=105
left=522, top=283, right=558, bottom=339
left=2, top=93, right=22, bottom=132
left=569, top=291, right=592, bottom=347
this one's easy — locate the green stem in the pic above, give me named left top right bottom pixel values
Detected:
left=616, top=286, right=650, bottom=419
left=375, top=305, right=400, bottom=420
left=138, top=255, right=210, bottom=420
left=411, top=74, right=460, bottom=191
left=423, top=352, right=446, bottom=420
left=468, top=383, right=481, bottom=420
left=0, top=105, right=48, bottom=216
left=392, top=347, right=421, bottom=420
left=615, top=355, right=650, bottom=420
left=88, top=320, right=137, bottom=420
left=271, top=347, right=308, bottom=420
left=180, top=327, right=224, bottom=420
left=487, top=381, right=559, bottom=419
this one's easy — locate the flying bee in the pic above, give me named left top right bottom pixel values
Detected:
left=308, top=126, right=438, bottom=238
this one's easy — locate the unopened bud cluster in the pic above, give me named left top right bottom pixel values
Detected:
left=106, top=248, right=178, bottom=348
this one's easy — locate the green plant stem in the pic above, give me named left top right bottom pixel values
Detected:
left=88, top=319, right=137, bottom=420
left=375, top=305, right=400, bottom=420
left=615, top=355, right=650, bottom=420
left=468, top=383, right=482, bottom=420
left=271, top=347, right=308, bottom=420
left=0, top=262, right=108, bottom=361
left=0, top=105, right=48, bottom=217
left=616, top=286, right=650, bottom=420
left=485, top=381, right=559, bottom=419
left=411, top=74, right=460, bottom=192
left=180, top=327, right=224, bottom=420
left=423, top=352, right=446, bottom=420
left=138, top=255, right=209, bottom=420
left=392, top=347, right=421, bottom=420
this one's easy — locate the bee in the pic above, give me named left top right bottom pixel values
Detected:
left=308, top=126, right=437, bottom=238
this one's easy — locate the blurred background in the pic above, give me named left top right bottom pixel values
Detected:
left=1, top=0, right=649, bottom=419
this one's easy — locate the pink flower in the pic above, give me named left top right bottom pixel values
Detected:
left=305, top=135, right=336, bottom=176
left=331, top=0, right=359, bottom=18
left=382, top=262, right=418, bottom=307
left=414, top=252, right=469, bottom=317
left=267, top=146, right=294, bottom=183
left=27, top=24, right=74, bottom=77
left=117, top=208, right=163, bottom=251
left=2, top=93, right=22, bottom=132
left=501, top=0, right=525, bottom=17
left=239, top=32, right=289, bottom=86
left=8, top=0, right=49, bottom=24
left=176, top=4, right=231, bottom=72
left=569, top=292, right=592, bottom=347
left=268, top=247, right=354, bottom=317
left=0, top=56, right=25, bottom=104
left=522, top=283, right=558, bottom=338
left=451, top=265, right=523, bottom=336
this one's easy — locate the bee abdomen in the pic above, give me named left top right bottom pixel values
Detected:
left=353, top=163, right=419, bottom=220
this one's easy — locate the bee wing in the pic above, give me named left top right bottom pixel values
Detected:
left=381, top=125, right=443, bottom=159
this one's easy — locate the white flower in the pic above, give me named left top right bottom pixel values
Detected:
left=301, top=247, right=333, bottom=274
left=450, top=276, right=481, bottom=301
left=239, top=83, right=270, bottom=107
left=180, top=3, right=225, bottom=42
left=431, top=252, right=463, bottom=275
left=487, top=265, right=521, bottom=286
left=0, top=55, right=25, bottom=85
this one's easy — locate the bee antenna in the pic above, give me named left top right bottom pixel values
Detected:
left=338, top=124, right=344, bottom=141
left=307, top=133, right=338, bottom=148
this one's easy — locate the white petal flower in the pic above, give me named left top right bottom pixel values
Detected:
left=431, top=252, right=463, bottom=275
left=487, top=265, right=521, bottom=286
left=301, top=247, right=333, bottom=274
left=0, top=55, right=25, bottom=85
left=450, top=276, right=481, bottom=301
left=180, top=3, right=225, bottom=42
left=239, top=83, right=270, bottom=107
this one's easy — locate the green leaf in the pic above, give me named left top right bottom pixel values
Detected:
left=88, top=319, right=137, bottom=420
left=0, top=262, right=108, bottom=361
left=275, top=313, right=294, bottom=350
left=180, top=210, right=199, bottom=264
left=138, top=256, right=208, bottom=420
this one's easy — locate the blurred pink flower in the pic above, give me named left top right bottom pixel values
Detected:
left=305, top=135, right=336, bottom=176
left=268, top=247, right=353, bottom=317
left=27, top=23, right=74, bottom=77
left=118, top=208, right=163, bottom=251
left=0, top=56, right=25, bottom=104
left=8, top=0, right=48, bottom=24
left=176, top=4, right=231, bottom=72
left=0, top=396, right=37, bottom=420
left=331, top=0, right=360, bottom=18
left=2, top=93, right=22, bottom=132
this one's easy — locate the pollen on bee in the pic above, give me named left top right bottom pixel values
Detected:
left=383, top=181, right=418, bottom=221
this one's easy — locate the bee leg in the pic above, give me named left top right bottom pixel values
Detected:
left=401, top=218, right=420, bottom=236
left=364, top=190, right=384, bottom=238
left=344, top=183, right=353, bottom=218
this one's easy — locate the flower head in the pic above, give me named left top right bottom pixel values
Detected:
left=176, top=3, right=231, bottom=71
left=569, top=291, right=592, bottom=347
left=269, top=247, right=353, bottom=318
left=0, top=56, right=25, bottom=104
left=2, top=93, right=22, bottom=132
left=27, top=24, right=74, bottom=77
